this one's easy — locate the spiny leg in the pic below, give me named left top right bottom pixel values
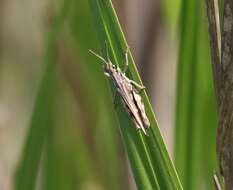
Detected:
left=123, top=47, right=145, bottom=93
left=123, top=47, right=130, bottom=73
left=130, top=80, right=146, bottom=93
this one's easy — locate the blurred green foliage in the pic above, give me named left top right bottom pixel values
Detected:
left=14, top=0, right=219, bottom=189
left=175, top=0, right=218, bottom=189
left=15, top=0, right=124, bottom=190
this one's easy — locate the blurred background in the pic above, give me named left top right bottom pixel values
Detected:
left=0, top=0, right=217, bottom=189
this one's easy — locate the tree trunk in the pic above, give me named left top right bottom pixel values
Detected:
left=206, top=0, right=233, bottom=189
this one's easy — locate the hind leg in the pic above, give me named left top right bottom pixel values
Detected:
left=130, top=80, right=146, bottom=93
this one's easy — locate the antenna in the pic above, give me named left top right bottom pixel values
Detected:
left=89, top=49, right=107, bottom=64
left=105, top=41, right=110, bottom=61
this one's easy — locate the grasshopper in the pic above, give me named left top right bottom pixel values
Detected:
left=89, top=47, right=150, bottom=135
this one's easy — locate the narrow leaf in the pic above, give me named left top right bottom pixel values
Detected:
left=89, top=1, right=183, bottom=189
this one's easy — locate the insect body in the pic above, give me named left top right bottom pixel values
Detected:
left=89, top=48, right=150, bottom=135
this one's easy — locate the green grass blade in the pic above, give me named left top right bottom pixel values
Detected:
left=67, top=0, right=126, bottom=189
left=175, top=0, right=200, bottom=188
left=44, top=79, right=93, bottom=190
left=162, top=0, right=182, bottom=36
left=175, top=0, right=218, bottom=189
left=198, top=9, right=218, bottom=189
left=14, top=61, right=57, bottom=190
left=88, top=1, right=183, bottom=189
left=14, top=2, right=71, bottom=190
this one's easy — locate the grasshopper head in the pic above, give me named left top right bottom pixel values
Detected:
left=104, top=61, right=117, bottom=77
left=89, top=49, right=116, bottom=77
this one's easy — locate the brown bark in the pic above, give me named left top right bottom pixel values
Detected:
left=206, top=0, right=233, bottom=189
left=206, top=0, right=222, bottom=104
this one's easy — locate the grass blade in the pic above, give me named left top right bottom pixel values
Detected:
left=67, top=0, right=126, bottom=189
left=88, top=0, right=183, bottom=189
left=175, top=0, right=218, bottom=189
left=14, top=2, right=71, bottom=190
